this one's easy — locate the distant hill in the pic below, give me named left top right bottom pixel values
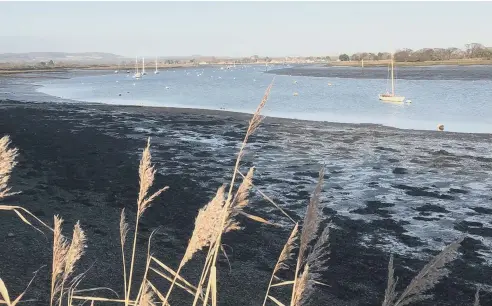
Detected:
left=0, top=52, right=124, bottom=64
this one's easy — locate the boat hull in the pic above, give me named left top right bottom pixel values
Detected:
left=379, top=94, right=405, bottom=103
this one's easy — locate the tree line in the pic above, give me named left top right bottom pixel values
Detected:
left=338, top=43, right=492, bottom=62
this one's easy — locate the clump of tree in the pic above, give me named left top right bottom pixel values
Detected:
left=392, top=43, right=492, bottom=62
left=339, top=54, right=350, bottom=61
left=338, top=43, right=492, bottom=62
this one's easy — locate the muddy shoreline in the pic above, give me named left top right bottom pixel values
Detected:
left=1, top=100, right=491, bottom=305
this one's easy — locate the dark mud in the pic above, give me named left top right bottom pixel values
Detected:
left=0, top=100, right=491, bottom=305
left=268, top=65, right=492, bottom=81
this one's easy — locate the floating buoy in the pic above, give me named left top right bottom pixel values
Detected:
left=293, top=92, right=299, bottom=96
left=328, top=83, right=332, bottom=86
left=294, top=80, right=297, bottom=84
left=437, top=124, right=444, bottom=131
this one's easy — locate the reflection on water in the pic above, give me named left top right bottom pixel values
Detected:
left=36, top=65, right=492, bottom=133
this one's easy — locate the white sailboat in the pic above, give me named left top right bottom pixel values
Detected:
left=379, top=54, right=405, bottom=102
left=142, top=58, right=147, bottom=75
left=133, top=56, right=142, bottom=79
left=154, top=57, right=159, bottom=74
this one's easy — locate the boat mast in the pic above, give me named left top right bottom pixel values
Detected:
left=155, top=57, right=157, bottom=72
left=135, top=56, right=138, bottom=73
left=142, top=57, right=145, bottom=73
left=391, top=54, right=395, bottom=95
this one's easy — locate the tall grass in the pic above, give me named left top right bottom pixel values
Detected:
left=0, top=84, right=477, bottom=306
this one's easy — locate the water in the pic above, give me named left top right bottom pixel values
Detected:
left=35, top=65, right=492, bottom=133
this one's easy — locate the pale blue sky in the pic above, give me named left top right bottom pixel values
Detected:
left=1, top=1, right=491, bottom=57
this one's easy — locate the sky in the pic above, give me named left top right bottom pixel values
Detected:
left=1, top=1, right=492, bottom=57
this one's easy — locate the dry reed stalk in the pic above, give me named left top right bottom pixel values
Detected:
left=183, top=186, right=226, bottom=265
left=224, top=166, right=255, bottom=233
left=298, top=168, right=324, bottom=266
left=290, top=167, right=324, bottom=306
left=0, top=268, right=40, bottom=306
left=191, top=248, right=214, bottom=306
left=210, top=267, right=217, bottom=306
left=136, top=281, right=154, bottom=306
left=150, top=257, right=198, bottom=293
left=292, top=264, right=310, bottom=306
left=0, top=135, right=18, bottom=200
left=383, top=236, right=464, bottom=306
left=238, top=171, right=296, bottom=224
left=59, top=221, right=86, bottom=306
left=120, top=209, right=130, bottom=300
left=262, top=223, right=299, bottom=306
left=146, top=281, right=168, bottom=306
left=125, top=138, right=168, bottom=306
left=162, top=186, right=226, bottom=304
left=71, top=296, right=136, bottom=304
left=149, top=267, right=197, bottom=299
left=196, top=80, right=274, bottom=306
left=305, top=224, right=331, bottom=276
left=1, top=136, right=53, bottom=235
left=201, top=166, right=256, bottom=306
left=267, top=295, right=286, bottom=306
left=382, top=255, right=397, bottom=306
left=0, top=205, right=53, bottom=234
left=134, top=229, right=159, bottom=305
left=51, top=216, right=69, bottom=306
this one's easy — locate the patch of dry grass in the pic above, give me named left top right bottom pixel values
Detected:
left=0, top=84, right=475, bottom=306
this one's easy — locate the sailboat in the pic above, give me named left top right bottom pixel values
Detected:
left=133, top=56, right=142, bottom=79
left=154, top=57, right=159, bottom=74
left=378, top=54, right=405, bottom=102
left=142, top=58, right=147, bottom=75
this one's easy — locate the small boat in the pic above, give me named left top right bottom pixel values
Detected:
left=142, top=58, right=147, bottom=75
left=154, top=57, right=159, bottom=74
left=379, top=54, right=405, bottom=103
left=133, top=56, right=142, bottom=79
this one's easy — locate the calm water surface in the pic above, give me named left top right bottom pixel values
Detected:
left=36, top=65, right=492, bottom=133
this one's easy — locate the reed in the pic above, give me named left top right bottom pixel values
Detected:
left=382, top=237, right=465, bottom=306
left=125, top=137, right=169, bottom=306
left=0, top=136, right=18, bottom=200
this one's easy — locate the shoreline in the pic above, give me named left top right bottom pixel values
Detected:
left=4, top=99, right=492, bottom=139
left=5, top=98, right=489, bottom=137
left=2, top=68, right=491, bottom=136
left=3, top=58, right=492, bottom=75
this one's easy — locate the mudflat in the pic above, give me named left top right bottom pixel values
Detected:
left=1, top=100, right=491, bottom=305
